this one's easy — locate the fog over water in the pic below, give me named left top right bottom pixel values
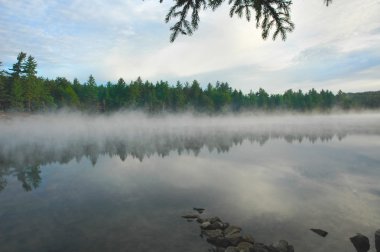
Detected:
left=0, top=112, right=380, bottom=252
left=1, top=112, right=380, bottom=167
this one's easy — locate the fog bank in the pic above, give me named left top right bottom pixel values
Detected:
left=1, top=112, right=380, bottom=168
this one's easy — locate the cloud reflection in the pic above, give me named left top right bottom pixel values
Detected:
left=0, top=112, right=380, bottom=192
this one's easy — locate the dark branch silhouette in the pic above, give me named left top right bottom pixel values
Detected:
left=155, top=0, right=332, bottom=42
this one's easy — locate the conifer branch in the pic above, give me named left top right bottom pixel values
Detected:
left=155, top=0, right=332, bottom=42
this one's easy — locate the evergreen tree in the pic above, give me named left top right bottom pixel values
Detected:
left=9, top=52, right=27, bottom=78
left=0, top=77, right=6, bottom=111
left=22, top=55, right=38, bottom=111
left=0, top=62, right=7, bottom=110
left=84, top=75, right=98, bottom=111
left=10, top=78, right=24, bottom=110
left=8, top=52, right=27, bottom=111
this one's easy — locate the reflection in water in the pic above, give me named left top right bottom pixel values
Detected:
left=0, top=131, right=353, bottom=192
left=0, top=165, right=41, bottom=192
left=0, top=119, right=379, bottom=251
left=1, top=112, right=380, bottom=192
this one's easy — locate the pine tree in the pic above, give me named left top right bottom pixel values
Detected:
left=8, top=52, right=27, bottom=111
left=84, top=75, right=98, bottom=110
left=0, top=76, right=6, bottom=111
left=0, top=61, right=6, bottom=110
left=9, top=52, right=27, bottom=78
left=22, top=55, right=37, bottom=77
left=11, top=78, right=24, bottom=110
left=22, top=56, right=38, bottom=111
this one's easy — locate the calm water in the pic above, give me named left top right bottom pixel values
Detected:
left=0, top=113, right=380, bottom=252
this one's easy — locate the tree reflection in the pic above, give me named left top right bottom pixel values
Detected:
left=0, top=165, right=41, bottom=192
left=16, top=165, right=41, bottom=192
left=0, top=130, right=357, bottom=192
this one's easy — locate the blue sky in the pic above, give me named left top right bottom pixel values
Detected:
left=0, top=0, right=379, bottom=93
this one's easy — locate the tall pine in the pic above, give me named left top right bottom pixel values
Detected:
left=0, top=61, right=7, bottom=110
left=8, top=52, right=27, bottom=111
left=22, top=55, right=38, bottom=111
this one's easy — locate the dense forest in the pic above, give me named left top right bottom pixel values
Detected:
left=1, top=52, right=379, bottom=113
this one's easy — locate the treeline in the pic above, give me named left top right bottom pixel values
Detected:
left=1, top=52, right=379, bottom=113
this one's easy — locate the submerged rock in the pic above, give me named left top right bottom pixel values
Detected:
left=207, top=217, right=222, bottom=224
left=193, top=207, right=205, bottom=214
left=205, top=221, right=226, bottom=230
left=224, top=232, right=243, bottom=246
left=224, top=226, right=242, bottom=236
left=207, top=236, right=231, bottom=248
left=271, top=240, right=294, bottom=252
left=202, top=229, right=223, bottom=239
left=375, top=229, right=380, bottom=252
left=181, top=211, right=294, bottom=252
left=350, top=233, right=370, bottom=252
left=242, top=234, right=255, bottom=244
left=237, top=241, right=254, bottom=252
left=201, top=221, right=212, bottom=229
left=251, top=243, right=270, bottom=252
left=182, top=214, right=199, bottom=219
left=310, top=228, right=328, bottom=237
left=225, top=246, right=239, bottom=252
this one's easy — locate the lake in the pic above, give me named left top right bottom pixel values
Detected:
left=0, top=113, right=380, bottom=252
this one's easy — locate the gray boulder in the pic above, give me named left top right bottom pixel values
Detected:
left=201, top=221, right=211, bottom=229
left=225, top=246, right=239, bottom=252
left=310, top=228, right=328, bottom=237
left=350, top=233, right=370, bottom=252
left=182, top=214, right=199, bottom=219
left=193, top=207, right=205, bottom=214
left=206, top=221, right=226, bottom=230
left=224, top=226, right=242, bottom=236
left=207, top=236, right=230, bottom=248
left=202, top=229, right=223, bottom=239
left=225, top=232, right=243, bottom=246
left=270, top=240, right=294, bottom=252
left=375, top=229, right=380, bottom=252
left=242, top=234, right=255, bottom=244
left=237, top=241, right=254, bottom=252
left=251, top=243, right=270, bottom=252
left=206, top=217, right=222, bottom=223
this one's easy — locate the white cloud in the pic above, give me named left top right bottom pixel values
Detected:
left=0, top=0, right=379, bottom=91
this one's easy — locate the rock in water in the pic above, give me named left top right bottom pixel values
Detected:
left=237, top=241, right=254, bottom=252
left=182, top=214, right=199, bottom=219
left=200, top=221, right=211, bottom=229
left=375, top=229, right=380, bottom=252
left=225, top=247, right=239, bottom=252
left=252, top=243, right=270, bottom=252
left=350, top=233, right=370, bottom=252
left=310, top=228, right=328, bottom=237
left=193, top=207, right=205, bottom=214
left=224, top=226, right=242, bottom=236
left=202, top=229, right=223, bottom=239
left=241, top=234, right=255, bottom=244
left=271, top=240, right=294, bottom=252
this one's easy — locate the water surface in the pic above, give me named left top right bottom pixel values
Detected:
left=0, top=113, right=380, bottom=252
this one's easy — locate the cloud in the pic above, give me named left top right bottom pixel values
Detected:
left=0, top=0, right=379, bottom=92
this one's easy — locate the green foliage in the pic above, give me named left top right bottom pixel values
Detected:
left=0, top=75, right=7, bottom=110
left=160, top=0, right=331, bottom=42
left=23, top=56, right=38, bottom=77
left=8, top=52, right=27, bottom=78
left=1, top=51, right=379, bottom=114
left=16, top=166, right=41, bottom=192
left=10, top=78, right=25, bottom=110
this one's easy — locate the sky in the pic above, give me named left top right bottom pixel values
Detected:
left=0, top=0, right=379, bottom=93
